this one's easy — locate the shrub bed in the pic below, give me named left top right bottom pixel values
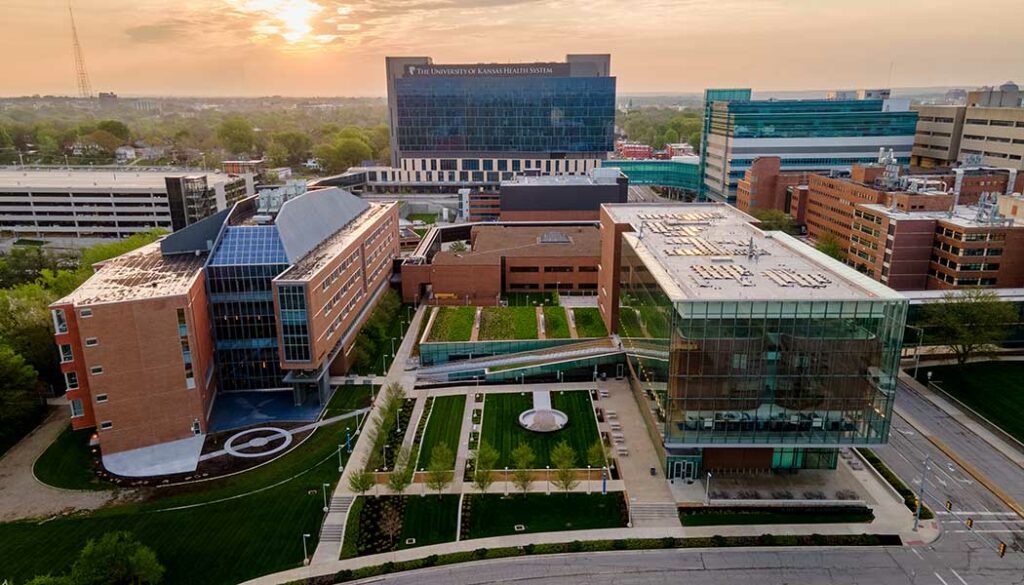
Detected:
left=679, top=505, right=874, bottom=526
left=859, top=449, right=934, bottom=519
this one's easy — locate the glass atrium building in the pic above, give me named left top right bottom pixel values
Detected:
left=699, top=88, right=919, bottom=203
left=601, top=204, right=906, bottom=479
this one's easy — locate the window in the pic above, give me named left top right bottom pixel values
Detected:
left=731, top=354, right=748, bottom=370
left=578, top=266, right=598, bottom=272
left=65, top=371, right=79, bottom=390
left=96, top=394, right=108, bottom=403
left=90, top=366, right=103, bottom=375
left=70, top=399, right=84, bottom=418
left=60, top=344, right=73, bottom=363
left=52, top=309, right=68, bottom=334
left=80, top=308, right=93, bottom=318
left=191, top=420, right=202, bottom=435
left=85, top=337, right=98, bottom=347
left=543, top=266, right=573, bottom=273
left=509, top=266, right=539, bottom=273
left=100, top=421, right=113, bottom=430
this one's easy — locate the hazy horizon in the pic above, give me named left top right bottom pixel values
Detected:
left=2, top=0, right=1022, bottom=98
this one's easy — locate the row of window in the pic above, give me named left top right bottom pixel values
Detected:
left=929, top=269, right=997, bottom=286
left=508, top=265, right=599, bottom=273
left=964, top=119, right=1024, bottom=127
left=932, top=255, right=1001, bottom=271
left=320, top=249, right=360, bottom=291
left=936, top=240, right=1003, bottom=256
left=936, top=226, right=1007, bottom=242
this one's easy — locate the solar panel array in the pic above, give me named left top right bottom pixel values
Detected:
left=209, top=226, right=289, bottom=266
left=665, top=237, right=750, bottom=256
left=761, top=268, right=832, bottom=288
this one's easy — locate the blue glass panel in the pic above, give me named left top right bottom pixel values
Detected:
left=209, top=226, right=289, bottom=266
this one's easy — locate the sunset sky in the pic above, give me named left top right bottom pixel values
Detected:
left=2, top=0, right=1021, bottom=97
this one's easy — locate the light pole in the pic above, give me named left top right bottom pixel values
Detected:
left=546, top=465, right=551, bottom=495
left=322, top=482, right=330, bottom=512
left=587, top=464, right=592, bottom=494
left=390, top=337, right=397, bottom=358
left=396, top=404, right=402, bottom=434
left=907, top=325, right=924, bottom=379
left=913, top=455, right=931, bottom=532
left=302, top=533, right=311, bottom=565
left=337, top=445, right=344, bottom=472
left=504, top=466, right=509, bottom=496
left=382, top=444, right=390, bottom=471
left=704, top=471, right=712, bottom=504
left=346, top=427, right=352, bottom=453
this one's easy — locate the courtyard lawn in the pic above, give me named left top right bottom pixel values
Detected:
left=341, top=495, right=459, bottom=559
left=407, top=213, right=438, bottom=224
left=462, top=493, right=627, bottom=540
left=427, top=307, right=476, bottom=342
left=542, top=306, right=570, bottom=339
left=0, top=418, right=357, bottom=585
left=324, top=385, right=375, bottom=418
left=478, top=307, right=537, bottom=340
left=572, top=308, right=608, bottom=338
left=618, top=307, right=645, bottom=338
left=416, top=395, right=466, bottom=470
left=916, top=362, right=1024, bottom=443
left=33, top=426, right=113, bottom=491
left=481, top=390, right=600, bottom=468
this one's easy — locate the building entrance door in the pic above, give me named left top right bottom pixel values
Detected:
left=671, top=460, right=696, bottom=481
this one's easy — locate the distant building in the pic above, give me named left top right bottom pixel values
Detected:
left=114, top=146, right=136, bottom=164
left=699, top=88, right=917, bottom=203
left=401, top=223, right=600, bottom=305
left=616, top=142, right=654, bottom=159
left=0, top=168, right=253, bottom=243
left=911, top=82, right=1024, bottom=169
left=386, top=54, right=615, bottom=179
left=465, top=168, right=628, bottom=222
left=597, top=203, right=905, bottom=479
left=50, top=187, right=400, bottom=475
left=222, top=159, right=266, bottom=175
left=735, top=157, right=817, bottom=217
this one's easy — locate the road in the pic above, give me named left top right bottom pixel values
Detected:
left=628, top=185, right=663, bottom=202
left=354, top=547, right=1024, bottom=585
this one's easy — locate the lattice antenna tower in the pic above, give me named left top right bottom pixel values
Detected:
left=68, top=0, right=93, bottom=98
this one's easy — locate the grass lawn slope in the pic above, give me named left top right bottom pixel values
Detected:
left=917, top=361, right=1024, bottom=442
left=572, top=308, right=608, bottom=338
left=479, top=307, right=537, bottom=340
left=416, top=395, right=466, bottom=470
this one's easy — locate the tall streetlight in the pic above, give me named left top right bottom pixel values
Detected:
left=587, top=464, right=592, bottom=494
left=337, top=445, right=344, bottom=472
left=395, top=405, right=402, bottom=434
left=913, top=455, right=931, bottom=532
left=322, top=482, right=330, bottom=512
left=704, top=471, right=712, bottom=504
left=345, top=427, right=352, bottom=453
left=382, top=444, right=390, bottom=471
left=504, top=466, right=509, bottom=496
left=302, top=533, right=311, bottom=565
left=546, top=465, right=551, bottom=495
left=390, top=337, right=397, bottom=358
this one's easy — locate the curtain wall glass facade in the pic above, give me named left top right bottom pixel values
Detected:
left=394, top=76, right=615, bottom=155
left=618, top=239, right=905, bottom=470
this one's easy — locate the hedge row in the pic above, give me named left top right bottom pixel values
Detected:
left=859, top=448, right=934, bottom=520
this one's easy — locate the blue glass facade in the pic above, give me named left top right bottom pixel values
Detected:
left=712, top=100, right=919, bottom=139
left=208, top=226, right=291, bottom=391
left=393, top=76, right=615, bottom=156
left=601, top=160, right=701, bottom=192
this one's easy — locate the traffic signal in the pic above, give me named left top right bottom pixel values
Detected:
left=966, top=518, right=974, bottom=529
left=945, top=500, right=953, bottom=511
left=998, top=542, right=1006, bottom=558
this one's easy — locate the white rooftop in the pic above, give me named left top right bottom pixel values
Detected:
left=0, top=167, right=241, bottom=191
left=860, top=202, right=1020, bottom=230
left=605, top=203, right=902, bottom=302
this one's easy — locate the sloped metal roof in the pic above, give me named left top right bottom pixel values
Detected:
left=275, top=187, right=370, bottom=263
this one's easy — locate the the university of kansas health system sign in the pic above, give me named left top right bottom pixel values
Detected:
left=404, top=63, right=570, bottom=77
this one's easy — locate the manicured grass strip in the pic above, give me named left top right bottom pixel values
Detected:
left=33, top=426, right=113, bottom=491
left=427, top=307, right=476, bottom=342
left=639, top=305, right=671, bottom=338
left=324, top=385, right=375, bottom=418
left=463, top=493, right=627, bottom=539
left=331, top=533, right=902, bottom=583
left=416, top=395, right=466, bottom=470
left=859, top=449, right=934, bottom=520
left=0, top=419, right=357, bottom=585
left=407, top=213, right=437, bottom=224
left=542, top=306, right=570, bottom=339
left=679, top=506, right=873, bottom=526
left=478, top=307, right=537, bottom=340
left=482, top=390, right=600, bottom=468
left=572, top=308, right=607, bottom=338
left=916, top=362, right=1024, bottom=443
left=618, top=307, right=644, bottom=337
left=400, top=495, right=460, bottom=549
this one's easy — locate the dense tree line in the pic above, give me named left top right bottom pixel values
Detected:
left=616, top=107, right=703, bottom=151
left=0, top=231, right=164, bottom=453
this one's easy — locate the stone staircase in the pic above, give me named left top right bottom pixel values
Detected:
left=319, top=495, right=355, bottom=544
left=629, top=501, right=681, bottom=528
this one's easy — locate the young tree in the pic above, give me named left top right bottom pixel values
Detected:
left=265, top=142, right=289, bottom=167
left=448, top=240, right=468, bottom=253
left=472, top=440, right=499, bottom=493
left=586, top=440, right=607, bottom=470
left=347, top=468, right=376, bottom=497
left=814, top=234, right=845, bottom=261
left=70, top=531, right=165, bottom=585
left=425, top=442, right=454, bottom=496
left=752, top=209, right=797, bottom=235
left=387, top=446, right=413, bottom=495
left=380, top=501, right=403, bottom=546
left=313, top=137, right=372, bottom=174
left=510, top=443, right=535, bottom=495
left=550, top=440, right=579, bottom=494
left=921, top=289, right=1018, bottom=364
left=97, top=120, right=131, bottom=141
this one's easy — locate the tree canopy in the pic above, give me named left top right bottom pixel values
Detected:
left=752, top=209, right=798, bottom=235
left=814, top=234, right=845, bottom=261
left=216, top=116, right=256, bottom=155
left=921, top=289, right=1018, bottom=364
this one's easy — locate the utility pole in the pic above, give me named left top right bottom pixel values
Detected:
left=913, top=455, right=930, bottom=532
left=68, top=0, right=93, bottom=98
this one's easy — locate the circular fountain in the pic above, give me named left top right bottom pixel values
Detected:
left=518, top=390, right=568, bottom=432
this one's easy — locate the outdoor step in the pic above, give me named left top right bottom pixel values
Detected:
left=630, top=502, right=680, bottom=518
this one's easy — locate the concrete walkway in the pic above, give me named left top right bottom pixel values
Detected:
left=0, top=407, right=125, bottom=521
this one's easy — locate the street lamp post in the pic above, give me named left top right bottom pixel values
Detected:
left=302, top=533, right=311, bottom=565
left=390, top=337, right=397, bottom=358
left=396, top=404, right=402, bottom=434
left=504, top=466, right=509, bottom=496
left=346, top=427, right=352, bottom=453
left=907, top=325, right=925, bottom=379
left=587, top=464, right=592, bottom=494
left=704, top=472, right=712, bottom=504
left=913, top=455, right=931, bottom=532
left=337, top=445, right=344, bottom=472
left=382, top=444, right=390, bottom=471
left=322, top=482, right=330, bottom=512
left=546, top=465, right=551, bottom=495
